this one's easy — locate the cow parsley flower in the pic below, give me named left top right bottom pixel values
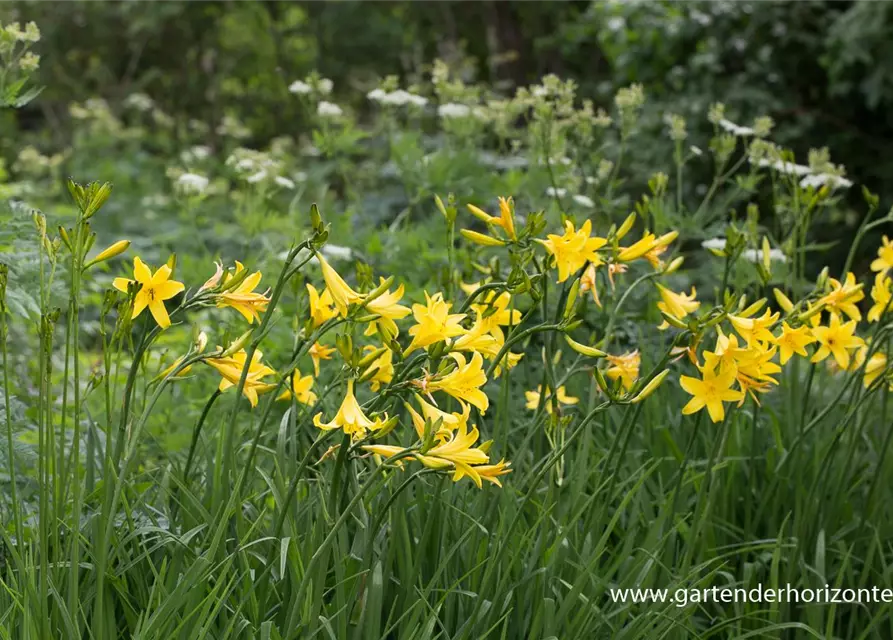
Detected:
left=317, top=101, right=343, bottom=118
left=175, top=173, right=209, bottom=195
left=800, top=173, right=853, bottom=191
left=718, top=119, right=755, bottom=137
left=438, top=103, right=471, bottom=119
left=288, top=80, right=312, bottom=95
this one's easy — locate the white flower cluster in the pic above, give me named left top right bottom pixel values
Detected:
left=317, top=101, right=343, bottom=118
left=123, top=93, right=155, bottom=112
left=289, top=77, right=334, bottom=96
left=225, top=147, right=296, bottom=189
left=367, top=88, right=428, bottom=108
left=437, top=103, right=472, bottom=119
left=175, top=173, right=210, bottom=196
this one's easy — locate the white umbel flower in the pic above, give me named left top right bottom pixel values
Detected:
left=701, top=238, right=727, bottom=251
left=317, top=101, right=343, bottom=118
left=288, top=80, right=312, bottom=95
left=437, top=103, right=471, bottom=119
left=572, top=194, right=595, bottom=208
left=175, top=173, right=209, bottom=195
left=742, top=248, right=787, bottom=263
left=718, top=119, right=755, bottom=137
left=800, top=173, right=853, bottom=191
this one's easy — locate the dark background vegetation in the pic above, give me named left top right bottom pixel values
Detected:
left=3, top=0, right=893, bottom=264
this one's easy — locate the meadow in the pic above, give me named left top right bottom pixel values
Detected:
left=3, top=7, right=893, bottom=639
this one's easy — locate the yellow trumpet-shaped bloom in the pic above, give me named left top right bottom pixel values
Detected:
left=307, top=283, right=337, bottom=328
left=656, top=284, right=699, bottom=328
left=468, top=290, right=522, bottom=341
left=680, top=360, right=745, bottom=423
left=426, top=352, right=489, bottom=413
left=495, top=196, right=517, bottom=239
left=313, top=380, right=388, bottom=440
left=205, top=348, right=276, bottom=408
left=850, top=345, right=887, bottom=388
left=406, top=394, right=467, bottom=441
left=216, top=261, right=270, bottom=324
left=277, top=369, right=317, bottom=405
left=113, top=256, right=185, bottom=329
left=524, top=385, right=579, bottom=414
left=538, top=219, right=607, bottom=283
left=452, top=318, right=502, bottom=359
left=811, top=313, right=864, bottom=369
left=817, top=272, right=864, bottom=322
left=579, top=263, right=602, bottom=307
left=466, top=196, right=517, bottom=240
left=317, top=253, right=364, bottom=315
left=406, top=291, right=466, bottom=353
left=775, top=322, right=815, bottom=364
left=617, top=232, right=660, bottom=262
left=363, top=279, right=411, bottom=338
left=868, top=272, right=892, bottom=323
left=728, top=309, right=779, bottom=346
left=605, top=351, right=641, bottom=390
left=362, top=344, right=394, bottom=391
left=308, top=342, right=336, bottom=376
left=871, top=236, right=893, bottom=273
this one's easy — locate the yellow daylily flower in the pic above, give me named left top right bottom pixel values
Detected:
left=617, top=232, right=659, bottom=262
left=473, top=458, right=512, bottom=487
left=642, top=231, right=678, bottom=269
left=205, top=348, right=276, bottom=408
left=317, top=253, right=364, bottom=316
left=313, top=380, right=388, bottom=440
left=871, top=235, right=893, bottom=273
left=579, top=263, right=602, bottom=307
left=496, top=196, right=517, bottom=240
left=308, top=342, right=336, bottom=376
left=362, top=344, right=394, bottom=391
left=425, top=352, right=489, bottom=413
left=537, top=219, right=607, bottom=283
left=406, top=291, right=466, bottom=353
left=817, top=272, right=864, bottom=322
left=850, top=345, right=887, bottom=388
left=417, top=419, right=491, bottom=488
left=363, top=279, right=410, bottom=338
left=868, top=272, right=892, bottom=323
left=775, top=322, right=815, bottom=365
left=469, top=290, right=522, bottom=341
left=605, top=351, right=640, bottom=390
left=406, top=394, right=466, bottom=441
left=277, top=369, right=317, bottom=405
left=307, top=283, right=337, bottom=328
left=728, top=309, right=779, bottom=346
left=811, top=313, right=864, bottom=369
left=452, top=318, right=501, bottom=358
left=656, top=284, right=699, bottom=328
left=466, top=196, right=517, bottom=240
left=216, top=261, right=270, bottom=324
left=113, top=256, right=185, bottom=329
left=680, top=360, right=745, bottom=423
left=524, top=385, right=579, bottom=414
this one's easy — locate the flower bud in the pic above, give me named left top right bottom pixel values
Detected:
left=773, top=288, right=794, bottom=312
left=220, top=330, right=253, bottom=357
left=564, top=334, right=606, bottom=358
left=630, top=370, right=670, bottom=403
left=616, top=212, right=636, bottom=240
left=466, top=204, right=496, bottom=224
left=86, top=239, right=130, bottom=268
left=460, top=229, right=506, bottom=247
